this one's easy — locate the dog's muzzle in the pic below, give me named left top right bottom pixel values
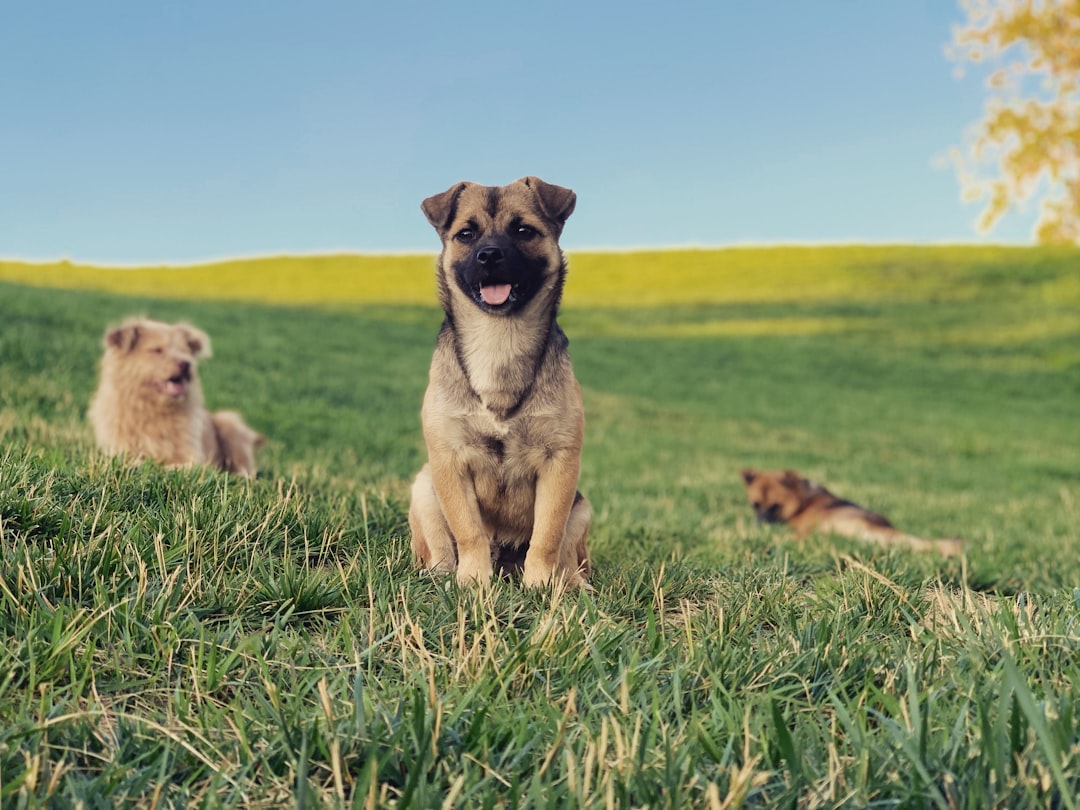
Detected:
left=162, top=361, right=192, bottom=398
left=754, top=504, right=782, bottom=524
left=471, top=245, right=515, bottom=308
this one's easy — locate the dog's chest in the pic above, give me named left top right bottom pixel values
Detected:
left=452, top=314, right=549, bottom=415
left=453, top=407, right=553, bottom=478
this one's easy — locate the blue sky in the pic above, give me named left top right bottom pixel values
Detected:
left=1, top=1, right=1035, bottom=264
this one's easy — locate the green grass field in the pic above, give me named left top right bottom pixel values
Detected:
left=1, top=246, right=1078, bottom=807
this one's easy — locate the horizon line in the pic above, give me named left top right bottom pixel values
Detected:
left=0, top=238, right=1042, bottom=269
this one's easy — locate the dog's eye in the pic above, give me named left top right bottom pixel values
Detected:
left=454, top=228, right=475, bottom=243
left=150, top=347, right=164, bottom=354
left=514, top=225, right=537, bottom=239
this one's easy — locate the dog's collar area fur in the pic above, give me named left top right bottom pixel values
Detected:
left=441, top=314, right=559, bottom=420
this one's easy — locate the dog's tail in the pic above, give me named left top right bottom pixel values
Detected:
left=860, top=527, right=964, bottom=557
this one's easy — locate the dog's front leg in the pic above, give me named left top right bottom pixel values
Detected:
left=430, top=457, right=493, bottom=586
left=523, top=455, right=580, bottom=589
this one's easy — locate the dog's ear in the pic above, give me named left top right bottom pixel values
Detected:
left=740, top=468, right=758, bottom=485
left=520, top=176, right=576, bottom=230
left=178, top=325, right=212, bottom=359
left=421, top=182, right=472, bottom=232
left=105, top=323, right=140, bottom=352
left=780, top=470, right=806, bottom=490
left=781, top=470, right=823, bottom=500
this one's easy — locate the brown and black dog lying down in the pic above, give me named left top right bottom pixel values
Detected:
left=740, top=468, right=963, bottom=557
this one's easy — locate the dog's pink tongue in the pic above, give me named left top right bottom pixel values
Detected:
left=165, top=380, right=185, bottom=398
left=481, top=284, right=511, bottom=306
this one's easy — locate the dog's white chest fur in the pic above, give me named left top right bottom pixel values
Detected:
left=455, top=312, right=545, bottom=413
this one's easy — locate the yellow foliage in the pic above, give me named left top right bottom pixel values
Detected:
left=951, top=0, right=1080, bottom=244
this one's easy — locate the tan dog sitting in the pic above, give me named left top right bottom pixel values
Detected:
left=740, top=468, right=963, bottom=557
left=408, top=177, right=592, bottom=588
left=88, top=317, right=264, bottom=477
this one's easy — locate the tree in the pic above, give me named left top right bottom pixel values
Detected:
left=949, top=0, right=1080, bottom=244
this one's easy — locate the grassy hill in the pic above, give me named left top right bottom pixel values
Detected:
left=1, top=246, right=1078, bottom=806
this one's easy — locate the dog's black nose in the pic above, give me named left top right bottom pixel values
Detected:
left=475, top=246, right=504, bottom=266
left=178, top=361, right=191, bottom=378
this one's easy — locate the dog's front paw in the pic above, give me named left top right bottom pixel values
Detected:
left=522, top=558, right=557, bottom=589
left=430, top=558, right=457, bottom=574
left=456, top=556, right=493, bottom=586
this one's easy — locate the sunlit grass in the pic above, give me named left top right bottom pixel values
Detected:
left=1, top=246, right=1079, bottom=806
left=590, top=315, right=873, bottom=338
left=3, top=244, right=1077, bottom=308
left=0, top=254, right=436, bottom=306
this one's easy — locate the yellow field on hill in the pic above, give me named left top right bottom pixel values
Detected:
left=0, top=245, right=1075, bottom=307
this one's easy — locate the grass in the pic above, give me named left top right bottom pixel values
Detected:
left=0, top=245, right=1078, bottom=807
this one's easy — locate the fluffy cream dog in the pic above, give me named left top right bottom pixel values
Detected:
left=88, top=317, right=263, bottom=477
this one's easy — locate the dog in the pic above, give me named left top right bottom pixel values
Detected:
left=740, top=468, right=963, bottom=556
left=408, top=177, right=592, bottom=588
left=88, top=317, right=264, bottom=478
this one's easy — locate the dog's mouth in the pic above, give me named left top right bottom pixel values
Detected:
left=455, top=246, right=548, bottom=314
left=162, top=366, right=192, bottom=398
left=754, top=504, right=783, bottom=524
left=478, top=281, right=515, bottom=308
left=163, top=378, right=186, bottom=398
